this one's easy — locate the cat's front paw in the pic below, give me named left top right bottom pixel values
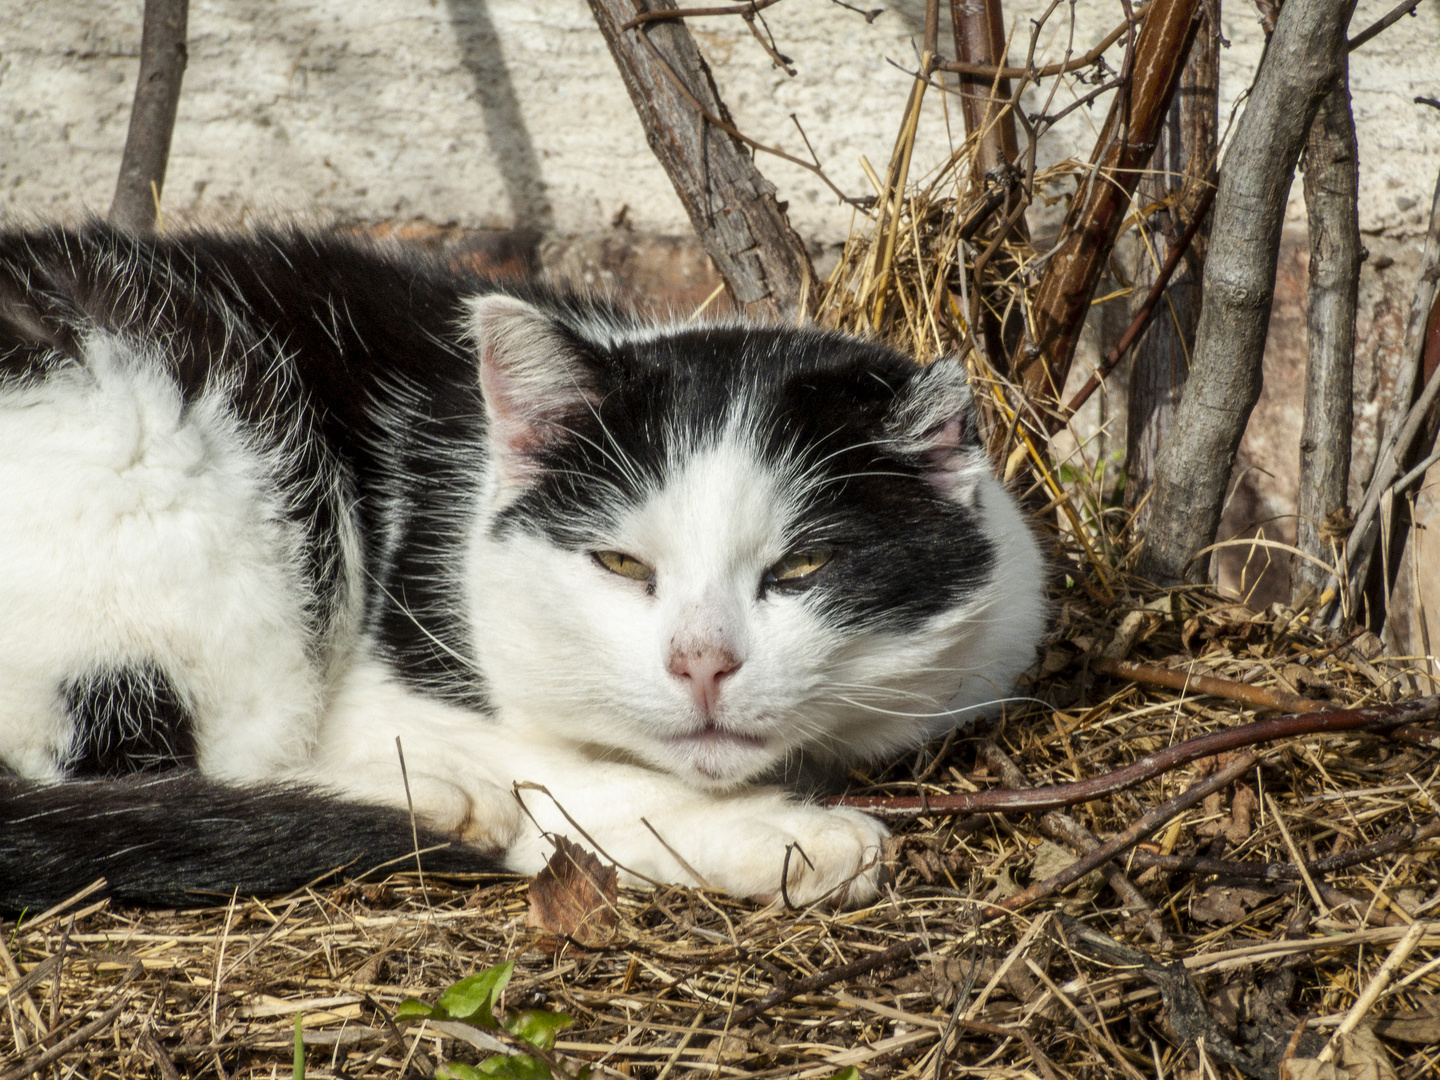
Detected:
left=403, top=770, right=525, bottom=851
left=711, top=803, right=889, bottom=908
left=305, top=761, right=524, bottom=852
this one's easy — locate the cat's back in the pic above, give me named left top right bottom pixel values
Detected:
left=0, top=223, right=483, bottom=420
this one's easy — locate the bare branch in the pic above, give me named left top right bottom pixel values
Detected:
left=1059, top=179, right=1219, bottom=423
left=1295, top=66, right=1361, bottom=599
left=836, top=696, right=1437, bottom=818
left=110, top=0, right=188, bottom=235
left=1333, top=164, right=1440, bottom=613
left=938, top=4, right=1149, bottom=80
left=1008, top=0, right=1204, bottom=410
left=588, top=0, right=817, bottom=321
left=622, top=0, right=785, bottom=31
left=1347, top=0, right=1426, bottom=51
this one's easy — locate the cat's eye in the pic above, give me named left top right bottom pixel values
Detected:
left=593, top=550, right=655, bottom=582
left=767, top=547, right=836, bottom=585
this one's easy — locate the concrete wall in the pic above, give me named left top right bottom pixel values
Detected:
left=3, top=1, right=1436, bottom=244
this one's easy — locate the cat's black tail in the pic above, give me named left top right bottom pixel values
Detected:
left=0, top=773, right=507, bottom=915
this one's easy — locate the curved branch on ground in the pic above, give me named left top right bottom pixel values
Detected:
left=835, top=696, right=1438, bottom=818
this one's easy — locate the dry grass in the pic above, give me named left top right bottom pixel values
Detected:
left=4, top=566, right=1438, bottom=1080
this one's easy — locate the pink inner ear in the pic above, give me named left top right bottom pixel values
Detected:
left=478, top=359, right=551, bottom=460
left=921, top=415, right=964, bottom=467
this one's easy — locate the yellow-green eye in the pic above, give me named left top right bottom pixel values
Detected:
left=768, top=547, right=836, bottom=584
left=593, top=550, right=654, bottom=582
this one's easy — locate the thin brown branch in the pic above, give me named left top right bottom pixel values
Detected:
left=0, top=965, right=140, bottom=1080
left=1127, top=819, right=1440, bottom=881
left=708, top=937, right=926, bottom=1029
left=997, top=752, right=1258, bottom=912
left=1009, top=0, right=1203, bottom=410
left=1347, top=0, right=1426, bottom=51
left=980, top=740, right=1170, bottom=946
left=1057, top=179, right=1217, bottom=425
left=836, top=696, right=1438, bottom=818
left=110, top=0, right=188, bottom=234
left=1338, top=165, right=1440, bottom=616
left=938, top=5, right=1149, bottom=80
left=622, top=0, right=784, bottom=31
left=1091, top=655, right=1332, bottom=713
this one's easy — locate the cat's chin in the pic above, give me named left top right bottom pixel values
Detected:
left=659, top=723, right=774, bottom=787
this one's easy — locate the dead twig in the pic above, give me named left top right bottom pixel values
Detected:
left=706, top=937, right=926, bottom=1029
left=996, top=752, right=1258, bottom=913
left=837, top=697, right=1437, bottom=818
left=621, top=0, right=785, bottom=30
left=1347, top=0, right=1427, bottom=51
left=1092, top=655, right=1333, bottom=713
left=1127, top=819, right=1440, bottom=880
left=1057, top=180, right=1218, bottom=426
left=938, top=4, right=1149, bottom=79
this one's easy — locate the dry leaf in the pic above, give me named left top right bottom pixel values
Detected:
left=1373, top=996, right=1440, bottom=1044
left=526, top=836, right=618, bottom=948
left=1191, top=883, right=1278, bottom=925
left=1284, top=1026, right=1398, bottom=1080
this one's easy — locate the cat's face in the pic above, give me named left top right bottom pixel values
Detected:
left=464, top=297, right=1043, bottom=788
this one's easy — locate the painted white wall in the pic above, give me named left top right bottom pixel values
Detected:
left=2, top=0, right=1435, bottom=243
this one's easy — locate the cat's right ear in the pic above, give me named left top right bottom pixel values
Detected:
left=465, top=294, right=598, bottom=488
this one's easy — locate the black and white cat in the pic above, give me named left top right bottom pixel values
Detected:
left=0, top=224, right=1044, bottom=913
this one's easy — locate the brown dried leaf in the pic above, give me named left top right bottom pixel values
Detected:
left=1225, top=784, right=1259, bottom=847
left=1190, top=883, right=1277, bottom=925
left=1373, top=997, right=1440, bottom=1044
left=1284, top=1025, right=1399, bottom=1080
left=526, top=836, right=618, bottom=948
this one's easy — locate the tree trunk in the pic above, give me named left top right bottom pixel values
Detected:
left=1340, top=165, right=1440, bottom=619
left=1009, top=0, right=1202, bottom=408
left=949, top=0, right=1023, bottom=207
left=1136, top=0, right=1357, bottom=586
left=587, top=0, right=815, bottom=323
left=1294, top=65, right=1360, bottom=600
left=110, top=0, right=188, bottom=234
left=1125, top=2, right=1219, bottom=526
left=950, top=0, right=1027, bottom=371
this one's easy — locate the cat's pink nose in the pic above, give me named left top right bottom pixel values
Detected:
left=669, top=646, right=741, bottom=715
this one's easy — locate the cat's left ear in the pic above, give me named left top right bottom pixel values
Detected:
left=465, top=294, right=599, bottom=487
left=887, top=357, right=990, bottom=503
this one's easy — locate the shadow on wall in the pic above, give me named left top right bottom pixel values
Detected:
left=445, top=0, right=554, bottom=249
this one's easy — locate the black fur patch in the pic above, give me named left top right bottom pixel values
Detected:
left=64, top=667, right=195, bottom=777
left=492, top=326, right=995, bottom=632
left=0, top=774, right=506, bottom=913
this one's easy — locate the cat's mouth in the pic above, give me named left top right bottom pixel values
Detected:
left=666, top=722, right=767, bottom=779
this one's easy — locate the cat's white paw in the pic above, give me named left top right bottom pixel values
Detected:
left=706, top=803, right=890, bottom=908
left=403, top=770, right=525, bottom=851
left=303, top=758, right=524, bottom=853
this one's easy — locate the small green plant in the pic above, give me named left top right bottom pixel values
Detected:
left=396, top=963, right=866, bottom=1079
left=395, top=961, right=586, bottom=1080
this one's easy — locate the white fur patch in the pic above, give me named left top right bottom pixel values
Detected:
left=0, top=334, right=323, bottom=781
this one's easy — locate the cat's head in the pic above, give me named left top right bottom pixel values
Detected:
left=462, top=294, right=1044, bottom=789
